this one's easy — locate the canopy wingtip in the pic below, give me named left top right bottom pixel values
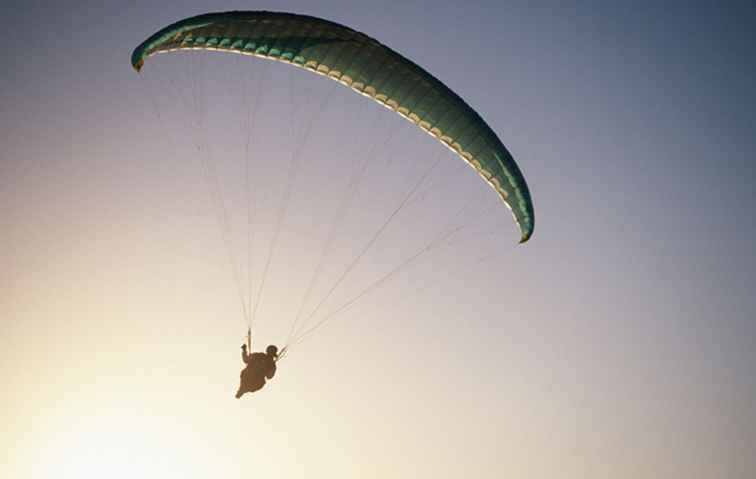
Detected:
left=518, top=223, right=534, bottom=244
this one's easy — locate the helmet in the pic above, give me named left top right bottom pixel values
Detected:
left=266, top=345, right=278, bottom=356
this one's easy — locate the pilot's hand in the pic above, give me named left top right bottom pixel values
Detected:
left=241, top=344, right=247, bottom=350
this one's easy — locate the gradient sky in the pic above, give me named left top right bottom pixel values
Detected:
left=3, top=1, right=756, bottom=478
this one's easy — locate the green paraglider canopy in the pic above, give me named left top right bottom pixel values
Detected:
left=132, top=10, right=534, bottom=242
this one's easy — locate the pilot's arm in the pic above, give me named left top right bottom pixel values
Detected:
left=266, top=361, right=277, bottom=380
left=241, top=344, right=251, bottom=364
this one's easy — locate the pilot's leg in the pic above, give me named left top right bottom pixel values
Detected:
left=236, top=370, right=247, bottom=398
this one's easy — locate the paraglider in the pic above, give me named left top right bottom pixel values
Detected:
left=131, top=11, right=534, bottom=397
left=236, top=342, right=279, bottom=399
left=131, top=10, right=534, bottom=242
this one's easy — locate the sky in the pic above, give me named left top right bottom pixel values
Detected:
left=2, top=1, right=756, bottom=478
